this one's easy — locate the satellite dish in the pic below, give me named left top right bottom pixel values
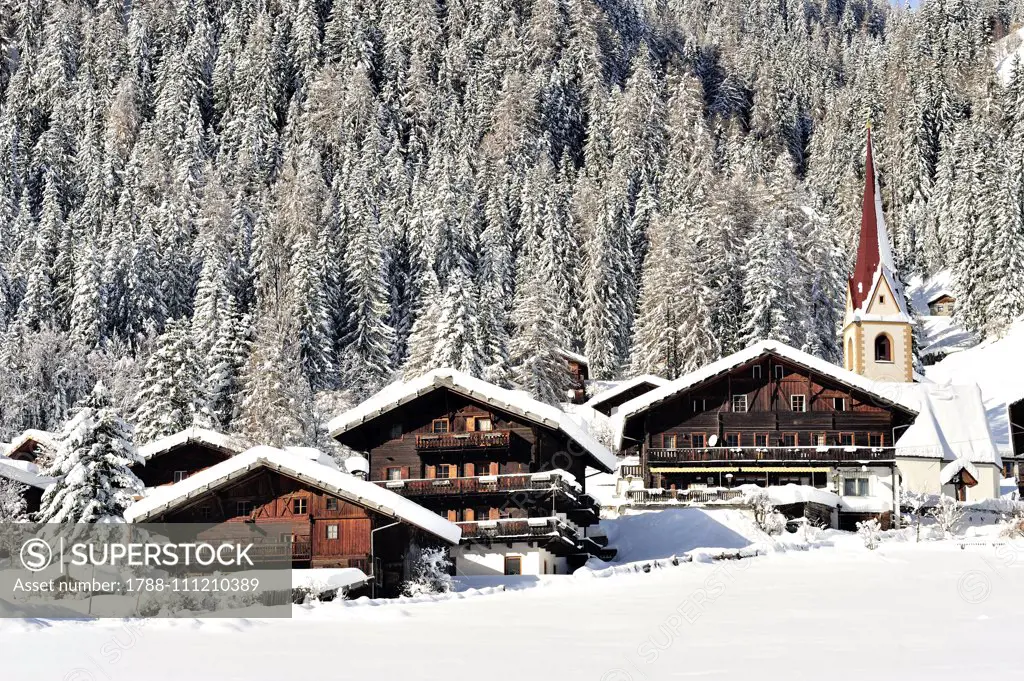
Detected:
left=708, top=434, right=719, bottom=447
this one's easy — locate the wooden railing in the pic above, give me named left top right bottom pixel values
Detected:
left=456, top=517, right=578, bottom=543
left=627, top=488, right=745, bottom=505
left=246, top=537, right=312, bottom=561
left=647, top=446, right=896, bottom=464
left=374, top=472, right=583, bottom=499
left=416, top=431, right=511, bottom=450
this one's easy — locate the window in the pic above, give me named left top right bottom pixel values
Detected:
left=280, top=533, right=294, bottom=544
left=731, top=395, right=748, bottom=413
left=843, top=478, right=870, bottom=496
left=326, top=524, right=339, bottom=540
left=292, top=498, right=308, bottom=515
left=868, top=433, right=883, bottom=448
left=326, top=497, right=339, bottom=511
left=874, top=334, right=892, bottom=362
left=431, top=419, right=450, bottom=433
left=724, top=433, right=740, bottom=448
left=774, top=365, right=784, bottom=379
left=879, top=294, right=886, bottom=304
left=436, top=463, right=455, bottom=478
left=173, top=470, right=189, bottom=483
left=389, top=423, right=403, bottom=439
left=660, top=433, right=676, bottom=448
left=236, top=501, right=253, bottom=517
left=476, top=507, right=491, bottom=521
left=781, top=433, right=797, bottom=447
left=504, top=556, right=522, bottom=576
left=839, top=432, right=854, bottom=447
left=199, top=506, right=211, bottom=521
left=386, top=467, right=403, bottom=481
left=754, top=433, right=769, bottom=448
left=791, top=394, right=806, bottom=412
left=752, top=365, right=762, bottom=379
left=691, top=398, right=706, bottom=411
left=691, top=433, right=706, bottom=448
left=815, top=433, right=827, bottom=446
left=476, top=417, right=493, bottom=432
left=833, top=397, right=846, bottom=411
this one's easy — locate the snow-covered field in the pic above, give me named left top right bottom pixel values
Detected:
left=3, top=509, right=1023, bottom=680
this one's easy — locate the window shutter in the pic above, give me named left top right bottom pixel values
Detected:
left=466, top=417, right=475, bottom=432
left=489, top=507, right=499, bottom=520
left=465, top=508, right=475, bottom=521
left=489, top=462, right=499, bottom=475
left=447, top=510, right=458, bottom=522
left=426, top=465, right=436, bottom=479
left=464, top=462, right=475, bottom=477
left=402, top=466, right=410, bottom=479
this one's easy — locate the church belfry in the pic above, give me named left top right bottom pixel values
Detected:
left=842, top=128, right=914, bottom=383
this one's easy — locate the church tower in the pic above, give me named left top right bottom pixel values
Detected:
left=842, top=128, right=914, bottom=383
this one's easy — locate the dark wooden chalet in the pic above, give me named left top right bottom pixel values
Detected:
left=134, top=427, right=244, bottom=488
left=615, top=342, right=918, bottom=491
left=586, top=375, right=668, bottom=416
left=4, top=430, right=57, bottom=464
left=1009, top=397, right=1023, bottom=491
left=125, top=447, right=461, bottom=597
left=557, top=349, right=590, bottom=404
left=329, top=369, right=618, bottom=566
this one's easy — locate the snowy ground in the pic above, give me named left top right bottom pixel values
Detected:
left=3, top=510, right=1023, bottom=680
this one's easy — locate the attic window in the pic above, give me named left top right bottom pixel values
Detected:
left=752, top=365, right=762, bottom=379
left=878, top=294, right=886, bottom=304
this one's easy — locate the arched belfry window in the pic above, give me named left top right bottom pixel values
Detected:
left=874, top=334, right=892, bottom=362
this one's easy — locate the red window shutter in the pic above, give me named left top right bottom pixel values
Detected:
left=465, top=508, right=475, bottom=521
left=464, top=462, right=475, bottom=477
left=447, top=510, right=458, bottom=522
left=489, top=508, right=499, bottom=520
left=489, top=462, right=499, bottom=476
left=426, top=465, right=436, bottom=479
left=402, top=466, right=410, bottom=479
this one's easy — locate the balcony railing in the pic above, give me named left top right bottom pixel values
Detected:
left=647, top=446, right=896, bottom=465
left=245, top=537, right=312, bottom=561
left=627, top=488, right=745, bottom=505
left=456, top=516, right=578, bottom=543
left=416, top=431, right=511, bottom=450
left=374, top=472, right=583, bottom=499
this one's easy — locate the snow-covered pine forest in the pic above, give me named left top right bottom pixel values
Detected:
left=2, top=0, right=1024, bottom=448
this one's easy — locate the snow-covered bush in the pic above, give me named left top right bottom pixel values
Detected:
left=0, top=478, right=29, bottom=522
left=856, top=519, right=881, bottom=549
left=402, top=546, right=453, bottom=597
left=749, top=490, right=785, bottom=535
left=901, top=491, right=931, bottom=542
left=928, top=495, right=964, bottom=538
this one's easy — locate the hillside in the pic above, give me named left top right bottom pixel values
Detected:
left=1, top=0, right=1023, bottom=446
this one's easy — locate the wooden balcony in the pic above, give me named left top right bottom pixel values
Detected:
left=415, top=431, right=510, bottom=450
left=457, top=517, right=579, bottom=545
left=627, top=488, right=745, bottom=505
left=244, top=537, right=312, bottom=562
left=646, top=446, right=897, bottom=465
left=375, top=472, right=582, bottom=499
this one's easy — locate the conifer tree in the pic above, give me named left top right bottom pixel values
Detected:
left=133, top=318, right=205, bottom=444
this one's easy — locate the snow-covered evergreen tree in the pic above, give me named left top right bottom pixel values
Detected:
left=37, top=382, right=144, bottom=523
left=133, top=318, right=205, bottom=443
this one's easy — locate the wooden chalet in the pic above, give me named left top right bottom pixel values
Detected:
left=134, top=427, right=245, bottom=488
left=4, top=429, right=58, bottom=464
left=927, top=293, right=955, bottom=317
left=557, top=349, right=590, bottom=404
left=125, top=447, right=461, bottom=596
left=329, top=369, right=618, bottom=574
left=612, top=341, right=918, bottom=497
left=585, top=375, right=669, bottom=417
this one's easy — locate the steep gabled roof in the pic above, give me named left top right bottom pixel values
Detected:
left=4, top=429, right=59, bottom=459
left=585, top=375, right=669, bottom=413
left=137, top=427, right=246, bottom=462
left=610, top=340, right=920, bottom=450
left=894, top=383, right=1001, bottom=466
left=124, top=446, right=462, bottom=544
left=328, top=368, right=617, bottom=472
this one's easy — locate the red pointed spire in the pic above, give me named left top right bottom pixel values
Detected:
left=849, top=127, right=882, bottom=311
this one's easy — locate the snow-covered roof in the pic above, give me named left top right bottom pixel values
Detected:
left=344, top=455, right=369, bottom=476
left=610, top=340, right=920, bottom=449
left=137, top=427, right=246, bottom=462
left=894, top=382, right=1001, bottom=467
left=939, top=458, right=982, bottom=487
left=125, top=446, right=462, bottom=544
left=905, top=271, right=974, bottom=357
left=925, top=316, right=1024, bottom=452
left=0, top=456, right=55, bottom=489
left=328, top=368, right=617, bottom=472
left=556, top=348, right=589, bottom=366
left=5, top=429, right=58, bottom=457
left=584, top=375, right=669, bottom=412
